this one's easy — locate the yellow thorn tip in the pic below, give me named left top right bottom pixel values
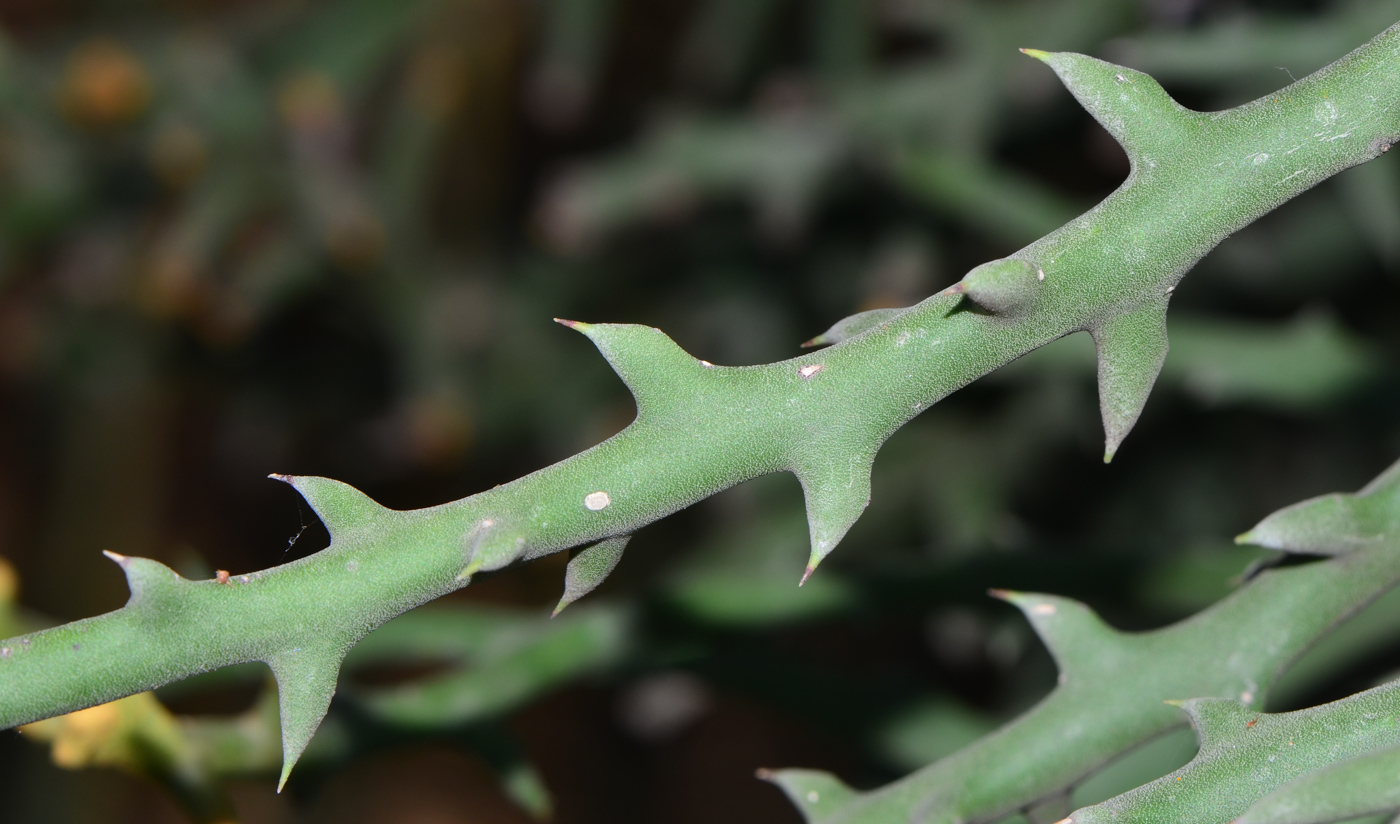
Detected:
left=554, top=318, right=593, bottom=332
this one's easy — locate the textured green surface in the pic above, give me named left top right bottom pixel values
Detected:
left=553, top=535, right=631, bottom=616
left=3, top=20, right=1400, bottom=793
left=1235, top=742, right=1400, bottom=824
left=1070, top=683, right=1400, bottom=824
left=767, top=501, right=1400, bottom=823
left=1240, top=458, right=1400, bottom=555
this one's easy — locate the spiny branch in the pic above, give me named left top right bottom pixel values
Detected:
left=2, top=21, right=1398, bottom=790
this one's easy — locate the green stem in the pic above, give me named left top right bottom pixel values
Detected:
left=3, top=19, right=1398, bottom=788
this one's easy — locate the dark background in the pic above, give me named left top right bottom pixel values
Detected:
left=1, top=0, right=1399, bottom=821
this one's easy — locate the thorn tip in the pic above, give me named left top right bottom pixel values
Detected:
left=799, top=565, right=815, bottom=587
left=456, top=558, right=483, bottom=582
left=101, top=549, right=128, bottom=565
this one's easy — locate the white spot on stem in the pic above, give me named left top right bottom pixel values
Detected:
left=585, top=491, right=611, bottom=511
left=807, top=791, right=820, bottom=803
left=1030, top=603, right=1057, bottom=616
left=346, top=560, right=359, bottom=573
left=799, top=363, right=824, bottom=379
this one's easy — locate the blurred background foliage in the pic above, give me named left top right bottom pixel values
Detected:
left=0, top=0, right=1399, bottom=821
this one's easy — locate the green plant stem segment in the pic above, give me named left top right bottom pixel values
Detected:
left=765, top=463, right=1400, bottom=823
left=3, top=21, right=1399, bottom=791
left=767, top=523, right=1400, bottom=823
left=1070, top=681, right=1400, bottom=824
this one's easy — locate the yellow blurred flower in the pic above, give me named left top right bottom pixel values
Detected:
left=59, top=38, right=152, bottom=129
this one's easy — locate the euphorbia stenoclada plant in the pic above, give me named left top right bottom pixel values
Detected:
left=2, top=20, right=1397, bottom=793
